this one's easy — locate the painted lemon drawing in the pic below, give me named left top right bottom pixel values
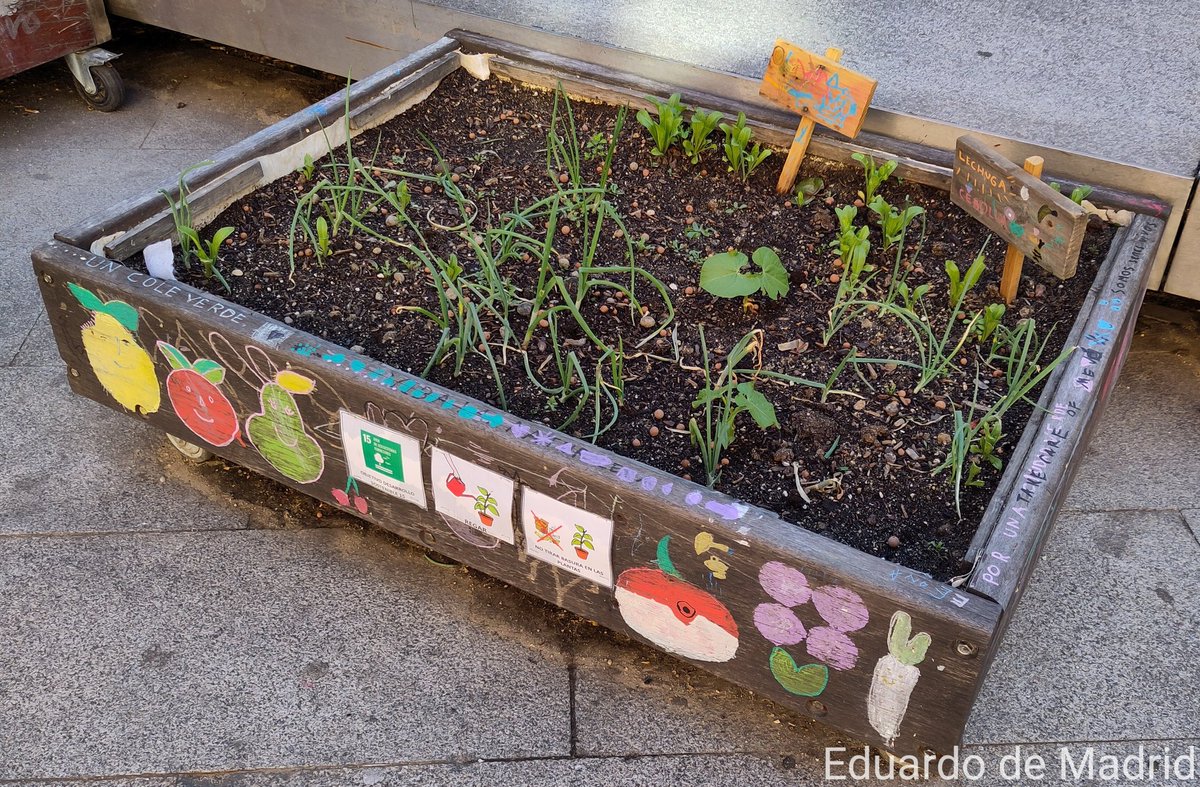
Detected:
left=246, top=369, right=324, bottom=483
left=67, top=283, right=160, bottom=415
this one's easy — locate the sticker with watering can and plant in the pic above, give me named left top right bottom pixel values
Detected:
left=430, top=447, right=516, bottom=544
left=520, top=487, right=614, bottom=588
left=338, top=410, right=427, bottom=508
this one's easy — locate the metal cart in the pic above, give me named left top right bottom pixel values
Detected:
left=1, top=0, right=124, bottom=110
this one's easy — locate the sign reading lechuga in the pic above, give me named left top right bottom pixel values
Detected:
left=950, top=135, right=1087, bottom=279
left=339, top=410, right=427, bottom=508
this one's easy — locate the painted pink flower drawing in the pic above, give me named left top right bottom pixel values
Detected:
left=754, top=561, right=869, bottom=671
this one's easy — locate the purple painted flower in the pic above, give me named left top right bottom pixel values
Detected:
left=810, top=586, right=869, bottom=633
left=759, top=561, right=811, bottom=607
left=804, top=626, right=859, bottom=671
left=753, top=603, right=807, bottom=646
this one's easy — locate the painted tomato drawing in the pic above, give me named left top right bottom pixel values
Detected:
left=157, top=341, right=240, bottom=447
left=615, top=567, right=739, bottom=663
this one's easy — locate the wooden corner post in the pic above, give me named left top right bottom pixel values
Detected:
left=759, top=40, right=877, bottom=195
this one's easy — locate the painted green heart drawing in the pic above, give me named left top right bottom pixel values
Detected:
left=769, top=647, right=829, bottom=697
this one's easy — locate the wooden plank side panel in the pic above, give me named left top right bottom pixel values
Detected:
left=758, top=40, right=877, bottom=138
left=950, top=136, right=1088, bottom=279
left=33, top=241, right=1000, bottom=755
left=968, top=215, right=1165, bottom=611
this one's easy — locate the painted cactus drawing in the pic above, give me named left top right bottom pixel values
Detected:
left=867, top=611, right=931, bottom=747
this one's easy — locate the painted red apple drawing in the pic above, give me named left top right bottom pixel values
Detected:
left=157, top=341, right=242, bottom=447
left=332, top=476, right=369, bottom=514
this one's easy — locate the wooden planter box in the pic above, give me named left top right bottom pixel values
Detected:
left=32, top=32, right=1166, bottom=755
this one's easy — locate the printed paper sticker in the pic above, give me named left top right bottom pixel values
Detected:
left=431, top=447, right=516, bottom=545
left=521, top=487, right=614, bottom=588
left=339, top=410, right=426, bottom=508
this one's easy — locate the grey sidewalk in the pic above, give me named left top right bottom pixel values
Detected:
left=2, top=29, right=1199, bottom=786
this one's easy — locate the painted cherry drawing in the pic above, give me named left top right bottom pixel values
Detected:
left=157, top=341, right=242, bottom=447
left=754, top=560, right=869, bottom=696
left=331, top=475, right=369, bottom=514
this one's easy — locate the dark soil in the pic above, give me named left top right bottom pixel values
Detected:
left=153, top=69, right=1116, bottom=580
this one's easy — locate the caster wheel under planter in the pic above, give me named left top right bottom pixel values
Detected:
left=73, top=63, right=125, bottom=112
left=167, top=434, right=214, bottom=463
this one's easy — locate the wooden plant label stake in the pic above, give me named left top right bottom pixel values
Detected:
left=950, top=135, right=1087, bottom=282
left=759, top=40, right=877, bottom=193
left=999, top=156, right=1045, bottom=304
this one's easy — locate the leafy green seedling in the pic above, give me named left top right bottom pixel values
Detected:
left=314, top=216, right=331, bottom=260
left=795, top=176, right=824, bottom=207
left=636, top=93, right=686, bottom=157
left=299, top=153, right=315, bottom=181
left=1051, top=182, right=1094, bottom=205
left=700, top=247, right=789, bottom=302
left=976, top=303, right=1006, bottom=343
left=896, top=281, right=930, bottom=312
left=850, top=152, right=898, bottom=203
left=179, top=225, right=234, bottom=291
left=682, top=108, right=724, bottom=164
left=867, top=195, right=925, bottom=251
left=719, top=112, right=772, bottom=182
left=945, top=252, right=986, bottom=306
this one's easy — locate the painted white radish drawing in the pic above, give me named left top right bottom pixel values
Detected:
left=867, top=611, right=931, bottom=747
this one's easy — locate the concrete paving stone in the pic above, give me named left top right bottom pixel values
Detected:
left=8, top=307, right=60, bottom=368
left=966, top=509, right=1200, bottom=745
left=0, top=527, right=571, bottom=780
left=168, top=754, right=798, bottom=787
left=1183, top=510, right=1200, bottom=546
left=0, top=368, right=250, bottom=533
left=428, top=0, right=1200, bottom=175
left=1064, top=323, right=1200, bottom=512
left=2, top=780, right=177, bottom=787
left=571, top=628, right=846, bottom=759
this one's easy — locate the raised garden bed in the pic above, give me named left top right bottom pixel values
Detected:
left=33, top=32, right=1166, bottom=755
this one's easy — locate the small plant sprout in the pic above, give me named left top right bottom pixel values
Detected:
left=976, top=303, right=1006, bottom=344
left=944, top=251, right=987, bottom=306
left=794, top=176, right=824, bottom=207
left=636, top=93, right=686, bottom=157
left=969, top=416, right=1004, bottom=477
left=314, top=215, right=332, bottom=260
left=719, top=112, right=772, bottom=182
left=699, top=247, right=789, bottom=307
left=867, top=195, right=925, bottom=252
left=682, top=107, right=724, bottom=164
left=299, top=153, right=316, bottom=181
left=583, top=131, right=609, bottom=162
left=178, top=225, right=234, bottom=291
left=1051, top=182, right=1094, bottom=205
left=896, top=281, right=930, bottom=312
left=850, top=152, right=898, bottom=203
left=688, top=327, right=779, bottom=487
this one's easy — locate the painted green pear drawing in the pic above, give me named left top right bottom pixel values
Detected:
left=246, top=370, right=324, bottom=483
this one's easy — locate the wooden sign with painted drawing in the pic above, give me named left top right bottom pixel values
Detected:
left=950, top=135, right=1088, bottom=281
left=759, top=40, right=878, bottom=193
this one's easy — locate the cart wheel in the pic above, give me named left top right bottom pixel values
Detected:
left=73, top=63, right=125, bottom=112
left=167, top=434, right=214, bottom=463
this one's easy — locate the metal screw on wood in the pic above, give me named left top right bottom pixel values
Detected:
left=807, top=699, right=827, bottom=716
left=42, top=274, right=53, bottom=284
left=956, top=640, right=977, bottom=657
left=419, top=529, right=436, bottom=546
left=70, top=368, right=79, bottom=377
